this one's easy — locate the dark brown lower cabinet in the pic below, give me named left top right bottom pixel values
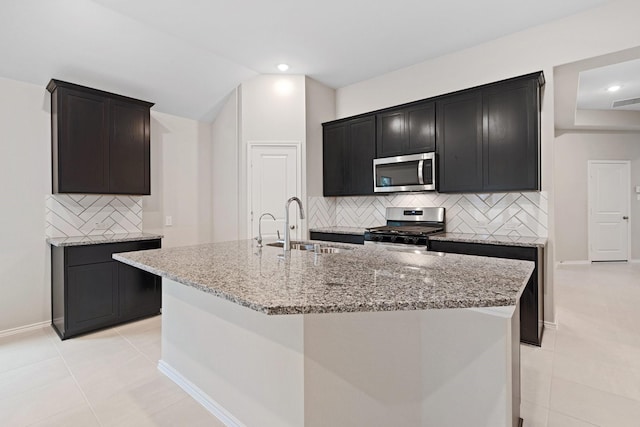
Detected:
left=51, top=239, right=161, bottom=339
left=428, top=240, right=544, bottom=346
left=309, top=231, right=365, bottom=245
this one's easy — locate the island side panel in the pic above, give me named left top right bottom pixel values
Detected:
left=303, top=306, right=519, bottom=427
left=159, top=278, right=305, bottom=427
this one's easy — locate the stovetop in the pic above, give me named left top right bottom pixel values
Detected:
left=366, top=225, right=444, bottom=236
left=364, top=207, right=445, bottom=246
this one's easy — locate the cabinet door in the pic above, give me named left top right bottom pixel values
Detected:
left=347, top=116, right=376, bottom=195
left=56, top=88, right=109, bottom=193
left=323, top=123, right=347, bottom=196
left=406, top=102, right=435, bottom=154
left=376, top=109, right=405, bottom=157
left=119, top=263, right=161, bottom=321
left=482, top=79, right=539, bottom=191
left=67, top=262, right=118, bottom=334
left=109, top=100, right=151, bottom=195
left=437, top=92, right=483, bottom=192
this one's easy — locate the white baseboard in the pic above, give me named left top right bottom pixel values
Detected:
left=0, top=321, right=50, bottom=338
left=630, top=259, right=640, bottom=264
left=544, top=321, right=558, bottom=330
left=158, top=360, right=244, bottom=427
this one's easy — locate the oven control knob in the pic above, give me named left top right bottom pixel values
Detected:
left=390, top=235, right=398, bottom=243
left=371, top=234, right=381, bottom=242
left=409, top=237, right=419, bottom=244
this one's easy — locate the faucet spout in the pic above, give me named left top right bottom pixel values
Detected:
left=256, top=212, right=276, bottom=247
left=284, top=197, right=305, bottom=251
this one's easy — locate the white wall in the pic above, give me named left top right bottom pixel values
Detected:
left=0, top=76, right=213, bottom=332
left=305, top=77, right=336, bottom=198
left=143, top=111, right=213, bottom=248
left=0, top=77, right=51, bottom=332
left=555, top=131, right=640, bottom=261
left=211, top=89, right=240, bottom=243
left=333, top=0, right=640, bottom=325
left=211, top=75, right=308, bottom=242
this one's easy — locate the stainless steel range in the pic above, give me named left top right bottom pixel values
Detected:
left=364, top=207, right=445, bottom=248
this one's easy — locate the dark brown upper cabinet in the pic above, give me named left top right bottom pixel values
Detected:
left=437, top=72, right=543, bottom=193
left=376, top=101, right=435, bottom=158
left=322, top=71, right=543, bottom=196
left=47, top=80, right=153, bottom=195
left=482, top=77, right=540, bottom=192
left=436, top=91, right=483, bottom=193
left=323, top=115, right=376, bottom=196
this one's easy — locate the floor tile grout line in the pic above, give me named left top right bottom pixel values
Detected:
left=115, top=327, right=160, bottom=366
left=47, top=329, right=105, bottom=427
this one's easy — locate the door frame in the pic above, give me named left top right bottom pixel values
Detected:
left=587, top=160, right=631, bottom=262
left=247, top=141, right=305, bottom=241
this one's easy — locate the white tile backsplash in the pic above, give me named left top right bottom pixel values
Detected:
left=46, top=194, right=143, bottom=238
left=308, top=191, right=548, bottom=237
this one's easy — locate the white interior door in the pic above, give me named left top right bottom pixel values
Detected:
left=588, top=161, right=630, bottom=261
left=249, top=143, right=301, bottom=241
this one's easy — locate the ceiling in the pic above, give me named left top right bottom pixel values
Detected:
left=0, top=0, right=609, bottom=121
left=577, top=59, right=640, bottom=111
left=555, top=46, right=640, bottom=131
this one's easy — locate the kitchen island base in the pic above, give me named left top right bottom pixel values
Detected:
left=159, top=278, right=521, bottom=427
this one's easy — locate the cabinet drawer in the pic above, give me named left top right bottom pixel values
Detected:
left=66, top=239, right=161, bottom=266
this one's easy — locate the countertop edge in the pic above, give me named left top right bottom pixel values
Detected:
left=48, top=233, right=164, bottom=247
left=114, top=249, right=532, bottom=316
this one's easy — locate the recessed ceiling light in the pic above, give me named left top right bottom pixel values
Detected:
left=277, top=63, right=289, bottom=72
left=607, top=85, right=621, bottom=92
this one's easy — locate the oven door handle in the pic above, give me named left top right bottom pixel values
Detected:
left=417, top=160, right=424, bottom=185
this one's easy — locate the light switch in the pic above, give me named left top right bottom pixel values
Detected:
left=636, top=185, right=640, bottom=193
left=165, top=216, right=173, bottom=226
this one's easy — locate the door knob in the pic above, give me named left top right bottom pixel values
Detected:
left=290, top=225, right=296, bottom=230
left=623, top=216, right=629, bottom=220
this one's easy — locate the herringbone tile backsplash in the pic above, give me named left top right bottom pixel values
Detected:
left=46, top=194, right=143, bottom=238
left=308, top=191, right=548, bottom=237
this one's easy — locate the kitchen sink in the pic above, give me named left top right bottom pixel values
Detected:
left=266, top=241, right=353, bottom=254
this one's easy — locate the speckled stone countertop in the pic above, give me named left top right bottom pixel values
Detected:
left=309, top=226, right=368, bottom=235
left=47, top=232, right=163, bottom=247
left=114, top=239, right=533, bottom=315
left=430, top=233, right=547, bottom=248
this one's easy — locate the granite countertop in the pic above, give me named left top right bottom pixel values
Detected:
left=309, top=226, right=368, bottom=235
left=47, top=232, right=164, bottom=247
left=114, top=239, right=534, bottom=315
left=430, top=233, right=547, bottom=248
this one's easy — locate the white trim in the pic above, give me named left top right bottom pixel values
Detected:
left=246, top=141, right=305, bottom=239
left=587, top=160, right=631, bottom=262
left=543, top=321, right=558, bottom=330
left=0, top=321, right=50, bottom=338
left=158, top=360, right=245, bottom=427
left=630, top=259, right=640, bottom=264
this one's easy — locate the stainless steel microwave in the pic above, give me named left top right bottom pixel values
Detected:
left=373, top=152, right=436, bottom=193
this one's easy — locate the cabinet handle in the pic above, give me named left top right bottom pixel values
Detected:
left=623, top=216, right=629, bottom=220
left=417, top=160, right=424, bottom=185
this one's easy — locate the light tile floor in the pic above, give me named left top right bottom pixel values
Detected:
left=521, top=262, right=640, bottom=427
left=0, top=316, right=224, bottom=426
left=0, top=262, right=638, bottom=426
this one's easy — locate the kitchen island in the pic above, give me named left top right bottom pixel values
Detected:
left=115, top=240, right=533, bottom=427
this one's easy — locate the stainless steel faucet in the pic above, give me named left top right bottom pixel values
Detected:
left=284, top=197, right=305, bottom=251
left=255, top=213, right=276, bottom=247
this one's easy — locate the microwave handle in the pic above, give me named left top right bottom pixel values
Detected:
left=417, top=160, right=424, bottom=185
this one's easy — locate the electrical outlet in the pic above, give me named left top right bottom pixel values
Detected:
left=165, top=216, right=173, bottom=227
